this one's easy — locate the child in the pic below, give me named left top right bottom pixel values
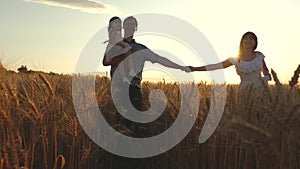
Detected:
left=104, top=16, right=135, bottom=83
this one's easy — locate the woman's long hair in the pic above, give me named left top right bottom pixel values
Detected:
left=238, top=31, right=258, bottom=60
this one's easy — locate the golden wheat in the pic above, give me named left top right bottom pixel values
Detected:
left=289, top=64, right=300, bottom=90
left=0, top=62, right=299, bottom=169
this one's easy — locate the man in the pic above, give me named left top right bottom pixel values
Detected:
left=103, top=16, right=187, bottom=127
left=103, top=16, right=188, bottom=169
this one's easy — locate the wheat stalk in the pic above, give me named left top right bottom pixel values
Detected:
left=38, top=73, right=55, bottom=95
left=41, top=126, right=48, bottom=169
left=0, top=62, right=6, bottom=74
left=271, top=68, right=282, bottom=86
left=289, top=64, right=300, bottom=90
left=19, top=82, right=44, bottom=122
left=23, top=150, right=29, bottom=169
left=52, top=155, right=66, bottom=169
left=80, top=143, right=92, bottom=166
left=0, top=158, right=3, bottom=169
left=5, top=82, right=20, bottom=106
left=3, top=153, right=9, bottom=169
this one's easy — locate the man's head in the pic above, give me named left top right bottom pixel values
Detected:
left=123, top=16, right=138, bottom=38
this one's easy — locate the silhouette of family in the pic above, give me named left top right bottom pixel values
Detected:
left=102, top=15, right=271, bottom=169
left=103, top=16, right=271, bottom=116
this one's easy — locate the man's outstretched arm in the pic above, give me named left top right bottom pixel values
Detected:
left=156, top=56, right=188, bottom=71
left=141, top=47, right=188, bottom=71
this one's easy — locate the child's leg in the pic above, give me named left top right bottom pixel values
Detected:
left=128, top=57, right=136, bottom=77
left=118, top=62, right=130, bottom=83
left=118, top=62, right=126, bottom=78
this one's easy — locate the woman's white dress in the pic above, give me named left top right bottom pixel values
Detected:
left=229, top=51, right=266, bottom=88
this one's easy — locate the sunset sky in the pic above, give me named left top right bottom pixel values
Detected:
left=1, top=0, right=299, bottom=84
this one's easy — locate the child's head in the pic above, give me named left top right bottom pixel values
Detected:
left=108, top=16, right=122, bottom=32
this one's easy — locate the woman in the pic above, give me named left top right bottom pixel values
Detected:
left=189, top=32, right=271, bottom=89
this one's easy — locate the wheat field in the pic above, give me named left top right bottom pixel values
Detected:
left=0, top=63, right=299, bottom=169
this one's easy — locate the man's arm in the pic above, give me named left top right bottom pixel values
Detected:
left=156, top=56, right=185, bottom=70
left=140, top=45, right=187, bottom=71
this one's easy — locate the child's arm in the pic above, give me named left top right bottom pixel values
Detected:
left=116, top=41, right=131, bottom=48
left=103, top=48, right=130, bottom=66
left=105, top=45, right=131, bottom=62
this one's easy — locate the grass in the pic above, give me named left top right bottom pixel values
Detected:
left=0, top=64, right=299, bottom=169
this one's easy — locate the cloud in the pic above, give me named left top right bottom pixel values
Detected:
left=25, top=0, right=116, bottom=13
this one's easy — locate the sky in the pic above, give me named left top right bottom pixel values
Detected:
left=0, top=0, right=299, bottom=84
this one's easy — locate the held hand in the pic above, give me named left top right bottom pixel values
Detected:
left=180, top=66, right=192, bottom=72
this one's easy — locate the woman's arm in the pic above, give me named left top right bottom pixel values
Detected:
left=262, top=59, right=270, bottom=75
left=262, top=59, right=272, bottom=81
left=189, top=58, right=233, bottom=71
